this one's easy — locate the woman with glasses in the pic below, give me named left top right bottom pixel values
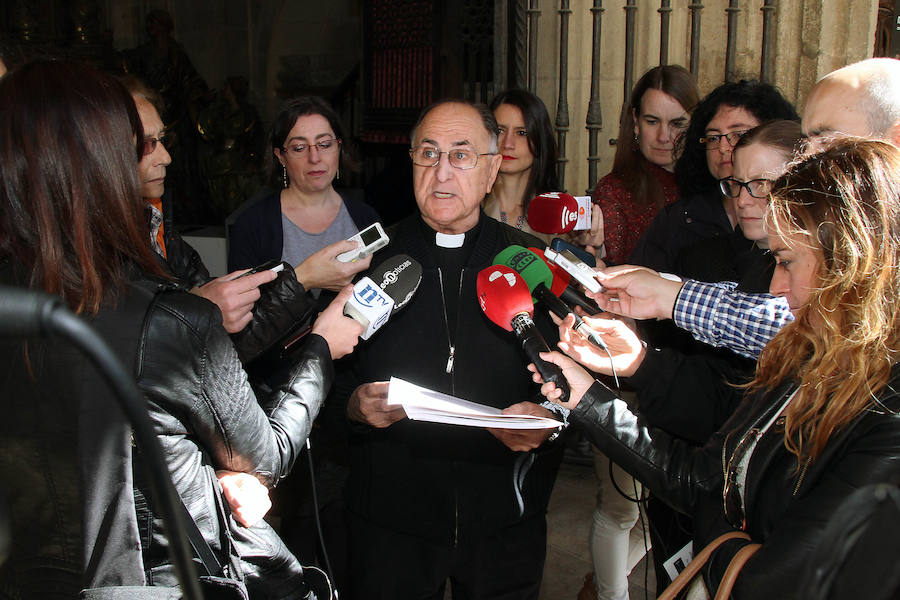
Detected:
left=535, top=138, right=900, bottom=598
left=590, top=65, right=699, bottom=266
left=630, top=80, right=798, bottom=273
left=228, top=96, right=379, bottom=295
left=678, top=120, right=805, bottom=292
left=226, top=96, right=378, bottom=590
left=577, top=64, right=700, bottom=600
left=482, top=89, right=558, bottom=242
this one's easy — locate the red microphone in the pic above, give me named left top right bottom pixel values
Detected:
left=477, top=265, right=570, bottom=401
left=527, top=192, right=580, bottom=234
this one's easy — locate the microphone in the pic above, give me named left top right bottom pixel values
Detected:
left=343, top=254, right=423, bottom=340
left=527, top=192, right=580, bottom=234
left=529, top=247, right=571, bottom=297
left=527, top=247, right=602, bottom=315
left=476, top=265, right=569, bottom=402
left=278, top=254, right=423, bottom=357
left=494, top=246, right=606, bottom=350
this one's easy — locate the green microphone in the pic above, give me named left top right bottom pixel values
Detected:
left=493, top=245, right=607, bottom=350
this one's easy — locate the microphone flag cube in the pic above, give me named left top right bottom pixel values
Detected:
left=344, top=276, right=395, bottom=340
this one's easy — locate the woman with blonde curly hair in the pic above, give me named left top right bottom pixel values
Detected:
left=533, top=138, right=900, bottom=598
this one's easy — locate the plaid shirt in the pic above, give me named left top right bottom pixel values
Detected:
left=673, top=280, right=794, bottom=359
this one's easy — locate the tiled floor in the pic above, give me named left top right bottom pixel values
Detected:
left=540, top=460, right=657, bottom=600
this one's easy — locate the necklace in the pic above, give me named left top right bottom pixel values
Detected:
left=722, top=387, right=797, bottom=530
left=498, top=210, right=526, bottom=230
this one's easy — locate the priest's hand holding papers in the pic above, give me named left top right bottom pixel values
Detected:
left=387, top=377, right=561, bottom=429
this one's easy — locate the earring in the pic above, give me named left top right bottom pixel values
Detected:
left=336, top=164, right=341, bottom=181
left=282, top=165, right=288, bottom=189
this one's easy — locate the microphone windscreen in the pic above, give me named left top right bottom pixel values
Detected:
left=476, top=265, right=534, bottom=331
left=527, top=192, right=579, bottom=234
left=369, top=254, right=423, bottom=314
left=492, top=245, right=553, bottom=299
left=528, top=247, right=571, bottom=297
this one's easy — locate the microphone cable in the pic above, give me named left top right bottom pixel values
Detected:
left=305, top=437, right=339, bottom=600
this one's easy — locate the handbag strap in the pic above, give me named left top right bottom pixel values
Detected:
left=132, top=431, right=226, bottom=578
left=174, top=494, right=226, bottom=578
left=714, top=542, right=761, bottom=600
left=658, top=531, right=751, bottom=600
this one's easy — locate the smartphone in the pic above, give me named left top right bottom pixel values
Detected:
left=337, top=222, right=389, bottom=263
left=543, top=248, right=603, bottom=293
left=550, top=237, right=596, bottom=267
left=231, top=259, right=285, bottom=280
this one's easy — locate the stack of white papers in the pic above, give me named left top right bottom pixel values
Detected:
left=387, top=377, right=560, bottom=429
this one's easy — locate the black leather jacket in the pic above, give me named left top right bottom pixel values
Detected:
left=130, top=277, right=334, bottom=594
left=570, top=369, right=900, bottom=599
left=156, top=194, right=318, bottom=366
left=0, top=262, right=333, bottom=596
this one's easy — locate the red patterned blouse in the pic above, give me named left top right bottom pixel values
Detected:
left=592, top=165, right=679, bottom=265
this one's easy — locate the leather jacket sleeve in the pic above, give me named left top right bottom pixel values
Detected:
left=229, top=264, right=319, bottom=365
left=628, top=345, right=750, bottom=443
left=139, top=291, right=334, bottom=485
left=570, top=381, right=726, bottom=516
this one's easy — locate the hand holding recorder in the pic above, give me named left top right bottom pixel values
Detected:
left=293, top=238, right=373, bottom=292
left=591, top=265, right=684, bottom=321
left=556, top=313, right=646, bottom=377
left=193, top=265, right=281, bottom=333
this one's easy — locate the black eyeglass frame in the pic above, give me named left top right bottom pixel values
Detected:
left=699, top=129, right=750, bottom=149
left=718, top=177, right=774, bottom=199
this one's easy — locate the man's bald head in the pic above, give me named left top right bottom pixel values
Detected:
left=803, top=58, right=900, bottom=144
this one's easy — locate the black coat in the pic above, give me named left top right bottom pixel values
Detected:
left=629, top=190, right=733, bottom=274
left=570, top=370, right=900, bottom=599
left=133, top=277, right=333, bottom=595
left=344, top=213, right=564, bottom=544
left=631, top=230, right=775, bottom=443
left=0, top=259, right=334, bottom=596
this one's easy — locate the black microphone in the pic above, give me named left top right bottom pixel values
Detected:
left=343, top=254, right=423, bottom=340
left=282, top=254, right=424, bottom=355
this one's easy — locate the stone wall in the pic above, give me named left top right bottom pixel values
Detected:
left=530, top=0, right=877, bottom=195
left=106, top=0, right=877, bottom=196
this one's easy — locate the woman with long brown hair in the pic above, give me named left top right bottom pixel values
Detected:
left=0, top=60, right=359, bottom=598
left=536, top=138, right=900, bottom=598
left=590, top=65, right=699, bottom=265
left=482, top=88, right=559, bottom=242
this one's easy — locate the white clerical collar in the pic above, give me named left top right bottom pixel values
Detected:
left=435, top=231, right=465, bottom=248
